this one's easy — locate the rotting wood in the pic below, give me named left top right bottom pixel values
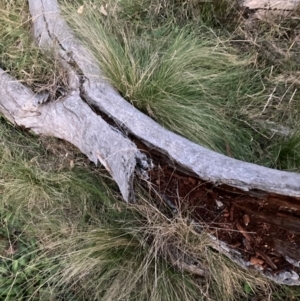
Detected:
left=274, top=239, right=300, bottom=266
left=28, top=0, right=300, bottom=198
left=146, top=162, right=300, bottom=285
left=0, top=0, right=298, bottom=285
left=234, top=203, right=300, bottom=234
left=23, top=0, right=300, bottom=285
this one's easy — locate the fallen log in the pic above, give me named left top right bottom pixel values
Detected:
left=28, top=0, right=300, bottom=198
left=242, top=0, right=300, bottom=20
left=0, top=0, right=299, bottom=285
left=243, top=0, right=300, bottom=10
left=0, top=69, right=142, bottom=202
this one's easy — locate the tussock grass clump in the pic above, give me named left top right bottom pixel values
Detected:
left=62, top=1, right=300, bottom=171
left=0, top=118, right=113, bottom=232
left=47, top=228, right=203, bottom=301
left=64, top=2, right=265, bottom=161
left=40, top=195, right=270, bottom=301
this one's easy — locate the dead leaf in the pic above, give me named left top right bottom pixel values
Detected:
left=77, top=5, right=84, bottom=14
left=243, top=214, right=250, bottom=226
left=236, top=222, right=253, bottom=242
left=256, top=250, right=277, bottom=270
left=100, top=5, right=108, bottom=16
left=250, top=257, right=264, bottom=265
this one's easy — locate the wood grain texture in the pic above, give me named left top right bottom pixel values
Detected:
left=0, top=70, right=139, bottom=202
left=28, top=0, right=300, bottom=198
left=243, top=0, right=300, bottom=10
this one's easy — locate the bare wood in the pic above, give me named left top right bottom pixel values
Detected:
left=243, top=0, right=300, bottom=10
left=0, top=70, right=139, bottom=202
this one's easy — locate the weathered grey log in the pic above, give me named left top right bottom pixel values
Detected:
left=0, top=0, right=298, bottom=285
left=26, top=1, right=300, bottom=285
left=242, top=0, right=300, bottom=20
left=243, top=0, right=300, bottom=10
left=0, top=70, right=139, bottom=202
left=28, top=0, right=300, bottom=198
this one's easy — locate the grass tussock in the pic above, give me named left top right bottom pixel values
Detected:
left=39, top=196, right=270, bottom=301
left=0, top=118, right=113, bottom=233
left=62, top=1, right=300, bottom=171
left=63, top=2, right=263, bottom=160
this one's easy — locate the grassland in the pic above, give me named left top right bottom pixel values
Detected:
left=1, top=0, right=300, bottom=300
